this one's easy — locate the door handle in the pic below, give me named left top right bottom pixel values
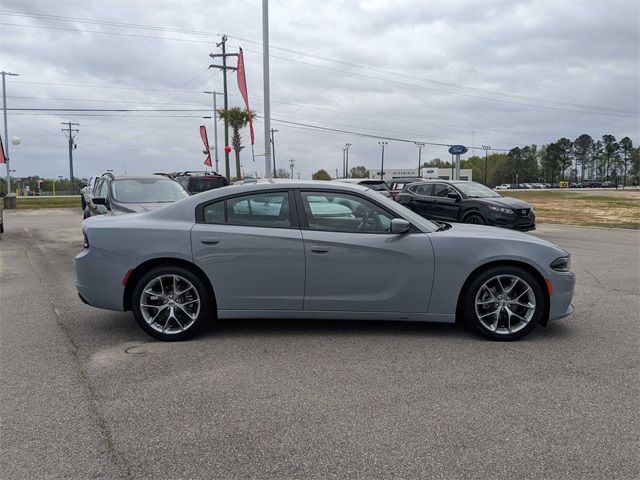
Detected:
left=200, top=238, right=220, bottom=245
left=310, top=245, right=329, bottom=254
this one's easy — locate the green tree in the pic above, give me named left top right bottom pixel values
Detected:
left=422, top=158, right=452, bottom=168
left=601, top=134, right=619, bottom=181
left=349, top=165, right=369, bottom=178
left=619, top=137, right=633, bottom=187
left=217, top=107, right=255, bottom=180
left=460, top=156, right=485, bottom=184
left=573, top=134, right=593, bottom=183
left=630, top=147, right=640, bottom=185
left=555, top=138, right=574, bottom=180
left=592, top=140, right=604, bottom=180
left=312, top=169, right=332, bottom=180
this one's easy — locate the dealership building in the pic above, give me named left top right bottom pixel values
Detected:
left=386, top=167, right=473, bottom=181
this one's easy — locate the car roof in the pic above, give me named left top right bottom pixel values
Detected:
left=100, top=174, right=174, bottom=181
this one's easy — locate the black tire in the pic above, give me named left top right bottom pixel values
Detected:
left=462, top=265, right=545, bottom=341
left=132, top=265, right=213, bottom=341
left=80, top=196, right=86, bottom=210
left=464, top=212, right=485, bottom=225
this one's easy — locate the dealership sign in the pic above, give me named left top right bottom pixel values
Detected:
left=448, top=145, right=468, bottom=155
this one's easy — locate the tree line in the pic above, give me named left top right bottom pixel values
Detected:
left=436, top=134, right=638, bottom=186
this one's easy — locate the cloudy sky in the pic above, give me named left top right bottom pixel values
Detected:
left=1, top=0, right=638, bottom=180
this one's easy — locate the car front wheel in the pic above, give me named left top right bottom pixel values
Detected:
left=464, top=213, right=485, bottom=225
left=462, top=266, right=545, bottom=340
left=132, top=266, right=212, bottom=341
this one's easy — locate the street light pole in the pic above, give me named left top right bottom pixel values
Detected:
left=415, top=142, right=425, bottom=178
left=344, top=143, right=351, bottom=178
left=61, top=122, right=79, bottom=195
left=262, top=0, right=273, bottom=179
left=2, top=71, right=18, bottom=196
left=378, top=141, right=388, bottom=180
left=481, top=145, right=491, bottom=185
left=204, top=91, right=220, bottom=173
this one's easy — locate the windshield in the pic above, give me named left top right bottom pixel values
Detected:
left=111, top=178, right=190, bottom=203
left=455, top=182, right=501, bottom=198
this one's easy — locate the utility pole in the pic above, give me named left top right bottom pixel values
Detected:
left=2, top=71, right=18, bottom=197
left=415, top=142, right=425, bottom=178
left=481, top=145, right=491, bottom=185
left=262, top=0, right=273, bottom=179
left=209, top=36, right=238, bottom=179
left=378, top=141, right=388, bottom=180
left=289, top=158, right=295, bottom=180
left=204, top=91, right=220, bottom=173
left=345, top=143, right=351, bottom=178
left=61, top=122, right=79, bottom=195
left=335, top=168, right=338, bottom=179
left=342, top=148, right=346, bottom=178
left=270, top=128, right=279, bottom=177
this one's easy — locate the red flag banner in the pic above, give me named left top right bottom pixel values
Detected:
left=236, top=48, right=255, bottom=145
left=0, top=136, right=5, bottom=164
left=199, top=125, right=212, bottom=167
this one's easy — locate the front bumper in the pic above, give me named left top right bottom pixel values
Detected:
left=548, top=271, right=576, bottom=321
left=486, top=211, right=536, bottom=231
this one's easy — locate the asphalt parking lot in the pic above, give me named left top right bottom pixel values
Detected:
left=1, top=208, right=638, bottom=479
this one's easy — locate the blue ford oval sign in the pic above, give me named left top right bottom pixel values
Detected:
left=448, top=145, right=468, bottom=155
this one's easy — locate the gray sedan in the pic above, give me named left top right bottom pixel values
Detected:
left=75, top=180, right=575, bottom=341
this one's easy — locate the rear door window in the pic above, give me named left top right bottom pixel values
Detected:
left=202, top=192, right=291, bottom=228
left=412, top=184, right=433, bottom=196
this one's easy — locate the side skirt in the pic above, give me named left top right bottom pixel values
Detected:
left=217, top=310, right=456, bottom=323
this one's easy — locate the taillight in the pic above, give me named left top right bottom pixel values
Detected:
left=83, top=231, right=89, bottom=249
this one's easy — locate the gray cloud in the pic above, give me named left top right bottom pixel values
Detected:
left=0, top=0, right=638, bottom=180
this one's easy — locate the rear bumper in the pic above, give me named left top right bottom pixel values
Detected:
left=75, top=248, right=127, bottom=311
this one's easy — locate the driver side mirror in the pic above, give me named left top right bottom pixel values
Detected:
left=447, top=192, right=460, bottom=201
left=391, top=218, right=411, bottom=234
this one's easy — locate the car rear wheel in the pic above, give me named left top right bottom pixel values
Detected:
left=132, top=266, right=212, bottom=341
left=462, top=266, right=544, bottom=341
left=464, top=213, right=485, bottom=225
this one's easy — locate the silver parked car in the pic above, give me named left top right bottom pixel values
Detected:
left=75, top=180, right=574, bottom=341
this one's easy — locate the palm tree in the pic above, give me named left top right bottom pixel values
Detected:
left=217, top=107, right=255, bottom=179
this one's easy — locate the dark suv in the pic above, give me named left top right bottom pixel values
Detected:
left=398, top=180, right=536, bottom=231
left=84, top=173, right=190, bottom=218
left=173, top=171, right=229, bottom=194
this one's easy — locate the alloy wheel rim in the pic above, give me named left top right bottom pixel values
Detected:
left=140, top=274, right=200, bottom=334
left=474, top=274, right=536, bottom=335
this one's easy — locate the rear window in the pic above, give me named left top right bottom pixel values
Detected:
left=187, top=176, right=228, bottom=193
left=359, top=181, right=389, bottom=191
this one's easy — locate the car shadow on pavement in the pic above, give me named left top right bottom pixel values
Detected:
left=202, top=317, right=478, bottom=341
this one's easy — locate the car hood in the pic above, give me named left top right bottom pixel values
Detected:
left=439, top=222, right=563, bottom=251
left=114, top=202, right=171, bottom=214
left=478, top=196, right=532, bottom=210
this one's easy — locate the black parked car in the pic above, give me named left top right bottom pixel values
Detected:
left=398, top=180, right=536, bottom=231
left=173, top=171, right=229, bottom=194
left=84, top=173, right=190, bottom=218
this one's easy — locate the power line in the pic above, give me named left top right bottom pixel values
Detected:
left=1, top=10, right=634, bottom=115
left=1, top=13, right=636, bottom=116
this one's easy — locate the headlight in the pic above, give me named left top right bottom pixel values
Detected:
left=488, top=206, right=514, bottom=214
left=83, top=231, right=89, bottom=249
left=550, top=256, right=571, bottom=272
